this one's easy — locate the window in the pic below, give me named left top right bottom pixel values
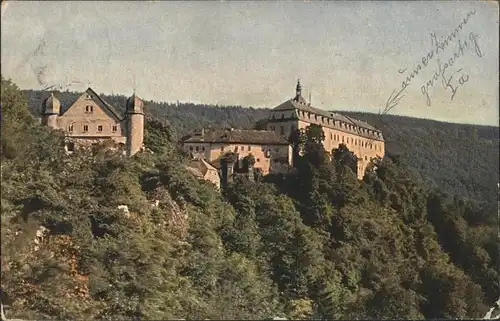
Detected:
left=234, top=146, right=238, bottom=152
left=202, top=146, right=205, bottom=151
left=98, top=125, right=103, bottom=132
left=281, top=113, right=284, bottom=119
left=248, top=146, right=251, bottom=151
left=83, top=125, right=89, bottom=132
left=221, top=146, right=224, bottom=151
left=330, top=133, right=333, bottom=140
left=85, top=94, right=91, bottom=99
left=365, top=156, right=367, bottom=161
left=195, top=146, right=199, bottom=151
left=280, top=126, right=285, bottom=135
left=257, top=158, right=260, bottom=162
left=85, top=105, right=93, bottom=113
left=68, top=124, right=74, bottom=132
left=189, top=146, right=193, bottom=151
left=342, top=136, right=344, bottom=143
left=112, top=125, right=118, bottom=132
left=67, top=142, right=75, bottom=152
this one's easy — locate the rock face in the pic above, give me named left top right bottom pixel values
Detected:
left=483, top=297, right=500, bottom=319
left=148, top=186, right=189, bottom=236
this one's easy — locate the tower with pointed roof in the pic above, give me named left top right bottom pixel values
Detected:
left=42, top=93, right=60, bottom=128
left=125, top=93, right=145, bottom=156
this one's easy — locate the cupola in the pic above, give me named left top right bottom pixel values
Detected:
left=126, top=93, right=144, bottom=114
left=42, top=93, right=61, bottom=115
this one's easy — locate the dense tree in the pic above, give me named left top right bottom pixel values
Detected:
left=1, top=78, right=497, bottom=319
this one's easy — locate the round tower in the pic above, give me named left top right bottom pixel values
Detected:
left=42, top=93, right=60, bottom=128
left=125, top=93, right=144, bottom=156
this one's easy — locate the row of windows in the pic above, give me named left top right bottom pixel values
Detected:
left=68, top=124, right=118, bottom=133
left=271, top=112, right=381, bottom=137
left=188, top=144, right=281, bottom=154
left=189, top=145, right=206, bottom=152
left=271, top=125, right=381, bottom=151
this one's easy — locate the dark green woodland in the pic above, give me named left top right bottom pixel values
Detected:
left=1, top=78, right=498, bottom=319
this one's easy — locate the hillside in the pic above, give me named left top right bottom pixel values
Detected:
left=1, top=78, right=498, bottom=319
left=23, top=89, right=499, bottom=207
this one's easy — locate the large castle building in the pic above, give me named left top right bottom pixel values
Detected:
left=266, top=80, right=385, bottom=178
left=182, top=128, right=292, bottom=176
left=41, top=88, right=144, bottom=156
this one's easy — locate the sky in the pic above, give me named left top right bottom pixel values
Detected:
left=1, top=0, right=499, bottom=126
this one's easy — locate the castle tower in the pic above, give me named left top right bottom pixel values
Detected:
left=42, top=93, right=60, bottom=128
left=125, top=93, right=144, bottom=156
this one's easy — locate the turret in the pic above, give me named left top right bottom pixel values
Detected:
left=125, top=93, right=144, bottom=156
left=42, top=93, right=60, bottom=128
left=295, top=79, right=302, bottom=98
left=293, top=79, right=307, bottom=104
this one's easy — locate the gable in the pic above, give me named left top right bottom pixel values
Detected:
left=60, top=88, right=123, bottom=121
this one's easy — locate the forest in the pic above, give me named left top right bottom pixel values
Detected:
left=1, top=79, right=498, bottom=319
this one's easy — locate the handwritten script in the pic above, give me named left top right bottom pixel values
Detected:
left=382, top=9, right=483, bottom=115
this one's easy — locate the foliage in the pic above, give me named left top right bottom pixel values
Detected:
left=1, top=79, right=496, bottom=319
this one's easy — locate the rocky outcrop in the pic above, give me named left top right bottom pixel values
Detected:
left=148, top=187, right=189, bottom=236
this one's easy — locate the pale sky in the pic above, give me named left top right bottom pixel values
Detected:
left=1, top=0, right=499, bottom=126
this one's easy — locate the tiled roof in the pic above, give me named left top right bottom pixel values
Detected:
left=274, top=96, right=379, bottom=131
left=187, top=158, right=218, bottom=176
left=272, top=94, right=383, bottom=139
left=59, top=88, right=124, bottom=121
left=183, top=129, right=289, bottom=145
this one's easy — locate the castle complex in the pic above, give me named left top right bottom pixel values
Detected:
left=182, top=80, right=385, bottom=180
left=40, top=82, right=384, bottom=183
left=41, top=88, right=144, bottom=156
